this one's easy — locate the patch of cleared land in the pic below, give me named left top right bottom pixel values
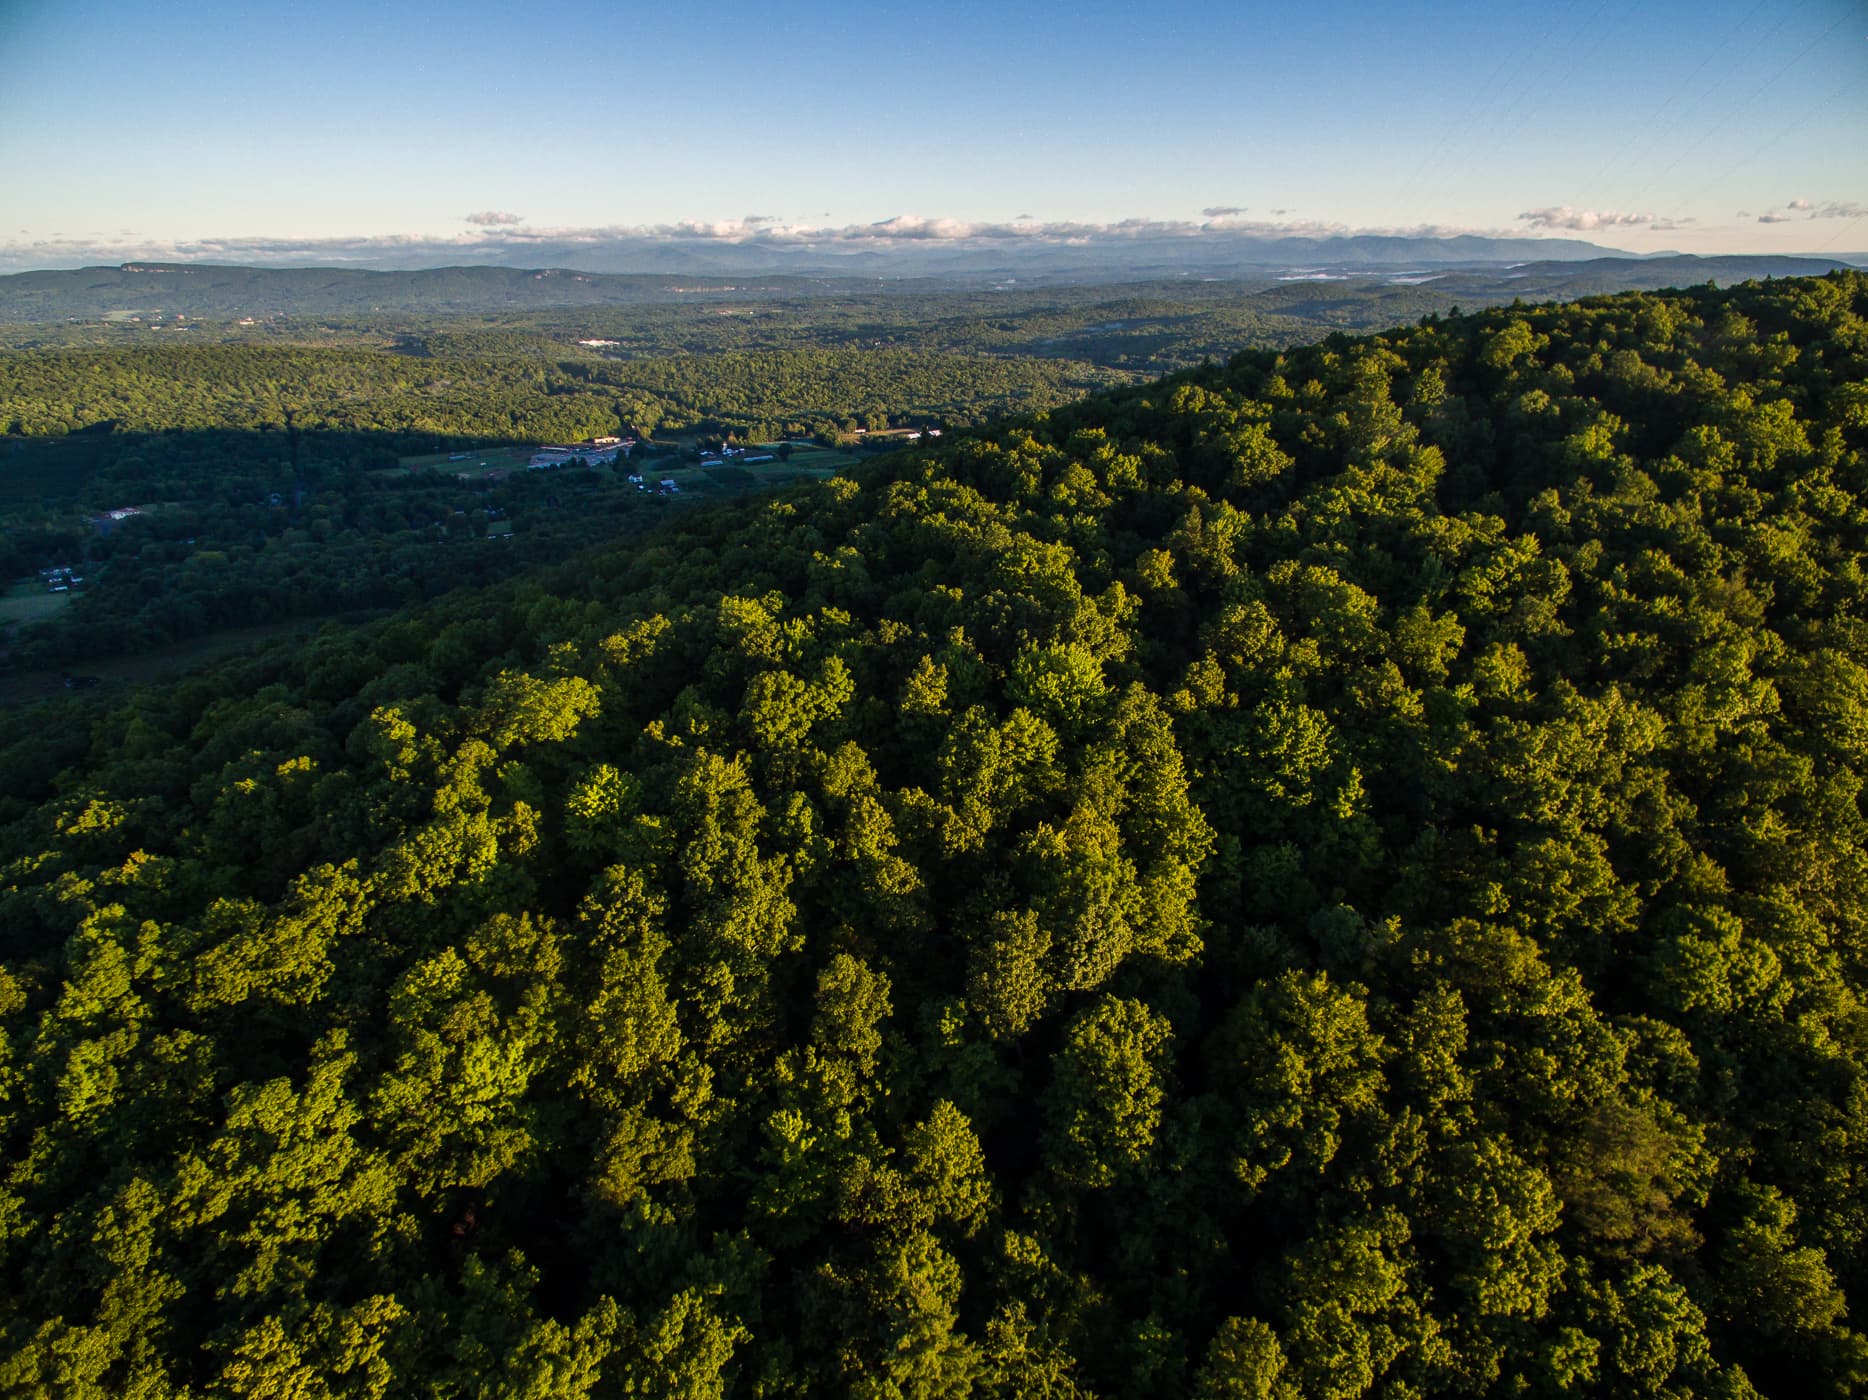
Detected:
left=393, top=438, right=860, bottom=498
left=0, top=583, right=73, bottom=625
left=393, top=445, right=540, bottom=477
left=772, top=443, right=862, bottom=471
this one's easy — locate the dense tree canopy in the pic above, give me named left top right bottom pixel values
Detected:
left=3, top=273, right=1868, bottom=1396
left=0, top=343, right=1124, bottom=445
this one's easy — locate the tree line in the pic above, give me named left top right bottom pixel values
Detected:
left=0, top=343, right=1123, bottom=445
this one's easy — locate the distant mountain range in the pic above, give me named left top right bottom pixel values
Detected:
left=0, top=249, right=1858, bottom=324
left=0, top=265, right=789, bottom=322
left=338, top=230, right=1631, bottom=280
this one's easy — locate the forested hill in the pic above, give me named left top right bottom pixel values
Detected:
left=0, top=264, right=795, bottom=321
left=4, top=273, right=1868, bottom=1397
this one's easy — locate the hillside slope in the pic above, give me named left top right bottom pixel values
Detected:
left=3, top=274, right=1867, bottom=1397
left=0, top=235, right=1639, bottom=317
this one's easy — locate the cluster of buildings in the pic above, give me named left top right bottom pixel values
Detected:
left=90, top=505, right=147, bottom=538
left=527, top=435, right=635, bottom=470
left=854, top=427, right=940, bottom=444
left=39, top=566, right=84, bottom=593
left=697, top=444, right=776, bottom=467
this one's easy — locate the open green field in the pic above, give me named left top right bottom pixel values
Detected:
left=719, top=462, right=840, bottom=486
left=393, top=444, right=539, bottom=477
left=0, top=583, right=72, bottom=625
left=776, top=445, right=861, bottom=471
left=630, top=458, right=835, bottom=494
left=393, top=436, right=859, bottom=491
left=717, top=442, right=861, bottom=472
left=634, top=465, right=714, bottom=492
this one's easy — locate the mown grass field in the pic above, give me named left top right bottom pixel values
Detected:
left=393, top=444, right=540, bottom=477
left=384, top=436, right=866, bottom=513
left=779, top=445, right=861, bottom=470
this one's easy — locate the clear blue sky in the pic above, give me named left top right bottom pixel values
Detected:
left=2, top=0, right=1863, bottom=264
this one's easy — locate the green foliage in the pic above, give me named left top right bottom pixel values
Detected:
left=2, top=272, right=1867, bottom=1395
left=1043, top=996, right=1175, bottom=1189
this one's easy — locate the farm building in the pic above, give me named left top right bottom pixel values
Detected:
left=529, top=439, right=625, bottom=469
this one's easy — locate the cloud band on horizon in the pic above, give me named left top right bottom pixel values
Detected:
left=0, top=211, right=1638, bottom=272
left=1517, top=206, right=1687, bottom=232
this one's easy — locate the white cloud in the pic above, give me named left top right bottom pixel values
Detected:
left=1517, top=206, right=1671, bottom=231
left=0, top=211, right=1631, bottom=274
left=1751, top=197, right=1866, bottom=224
left=1202, top=206, right=1248, bottom=218
left=464, top=210, right=524, bottom=226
